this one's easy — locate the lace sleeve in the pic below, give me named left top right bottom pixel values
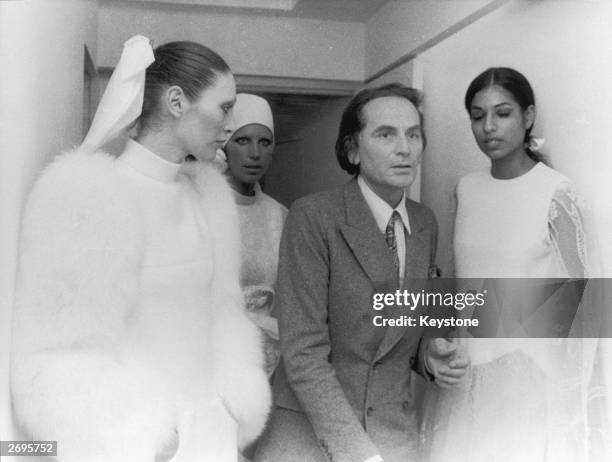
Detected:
left=446, top=185, right=459, bottom=277
left=548, top=182, right=590, bottom=278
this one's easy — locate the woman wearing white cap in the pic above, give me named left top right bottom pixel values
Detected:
left=223, top=93, right=287, bottom=378
left=10, top=37, right=270, bottom=462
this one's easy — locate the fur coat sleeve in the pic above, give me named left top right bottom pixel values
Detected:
left=11, top=149, right=270, bottom=462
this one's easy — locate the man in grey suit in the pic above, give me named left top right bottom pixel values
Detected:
left=254, top=83, right=468, bottom=462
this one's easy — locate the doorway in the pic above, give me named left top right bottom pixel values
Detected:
left=254, top=93, right=352, bottom=207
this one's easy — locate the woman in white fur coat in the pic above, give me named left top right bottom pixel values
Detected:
left=10, top=37, right=270, bottom=462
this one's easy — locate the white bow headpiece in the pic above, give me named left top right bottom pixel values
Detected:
left=81, top=35, right=155, bottom=153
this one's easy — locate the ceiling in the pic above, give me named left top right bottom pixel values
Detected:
left=123, top=0, right=392, bottom=22
left=127, top=0, right=300, bottom=11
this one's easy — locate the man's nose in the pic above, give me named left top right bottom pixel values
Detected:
left=396, top=135, right=412, bottom=156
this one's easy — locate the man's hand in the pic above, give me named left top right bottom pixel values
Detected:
left=425, top=338, right=470, bottom=389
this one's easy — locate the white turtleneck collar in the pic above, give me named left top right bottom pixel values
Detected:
left=118, top=139, right=182, bottom=183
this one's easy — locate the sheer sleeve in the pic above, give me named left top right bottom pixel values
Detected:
left=446, top=185, right=459, bottom=277
left=548, top=182, right=590, bottom=278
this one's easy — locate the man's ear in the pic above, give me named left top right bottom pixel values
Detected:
left=164, top=85, right=188, bottom=119
left=524, top=104, right=536, bottom=131
left=346, top=136, right=359, bottom=165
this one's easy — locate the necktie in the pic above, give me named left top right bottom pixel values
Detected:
left=385, top=211, right=401, bottom=277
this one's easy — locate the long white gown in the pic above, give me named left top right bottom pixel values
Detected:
left=423, top=162, right=606, bottom=462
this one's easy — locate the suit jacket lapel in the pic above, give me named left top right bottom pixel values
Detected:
left=403, top=200, right=430, bottom=283
left=339, top=179, right=398, bottom=288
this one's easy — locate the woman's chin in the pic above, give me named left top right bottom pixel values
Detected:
left=190, top=150, right=221, bottom=163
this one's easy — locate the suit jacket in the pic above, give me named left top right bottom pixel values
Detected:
left=260, top=178, right=438, bottom=462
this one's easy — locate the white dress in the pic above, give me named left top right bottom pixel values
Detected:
left=114, top=142, right=238, bottom=461
left=233, top=184, right=287, bottom=377
left=423, top=162, right=602, bottom=462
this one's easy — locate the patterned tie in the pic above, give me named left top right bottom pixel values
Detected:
left=385, top=211, right=401, bottom=277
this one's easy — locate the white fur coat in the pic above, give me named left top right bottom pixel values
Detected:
left=10, top=148, right=271, bottom=462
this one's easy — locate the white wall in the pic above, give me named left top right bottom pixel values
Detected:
left=0, top=0, right=98, bottom=440
left=416, top=0, right=612, bottom=275
left=364, top=1, right=504, bottom=206
left=365, top=0, right=494, bottom=78
left=98, top=0, right=365, bottom=81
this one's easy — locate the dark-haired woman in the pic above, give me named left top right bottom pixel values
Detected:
left=424, top=67, right=598, bottom=462
left=456, top=67, right=589, bottom=279
left=11, top=36, right=270, bottom=462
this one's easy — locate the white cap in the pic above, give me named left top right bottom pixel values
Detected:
left=81, top=35, right=154, bottom=153
left=231, top=93, right=274, bottom=137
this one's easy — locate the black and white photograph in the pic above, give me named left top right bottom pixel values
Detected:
left=1, top=1, right=612, bottom=461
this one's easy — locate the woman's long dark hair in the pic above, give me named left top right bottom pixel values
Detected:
left=465, top=67, right=547, bottom=165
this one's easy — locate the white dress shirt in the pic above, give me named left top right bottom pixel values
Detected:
left=357, top=175, right=411, bottom=282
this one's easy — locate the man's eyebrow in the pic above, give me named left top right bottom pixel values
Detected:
left=372, top=125, right=397, bottom=132
left=371, top=124, right=422, bottom=133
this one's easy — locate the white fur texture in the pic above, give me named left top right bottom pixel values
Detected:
left=184, top=160, right=272, bottom=448
left=11, top=149, right=270, bottom=461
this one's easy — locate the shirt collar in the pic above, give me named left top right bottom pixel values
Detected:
left=357, top=175, right=411, bottom=235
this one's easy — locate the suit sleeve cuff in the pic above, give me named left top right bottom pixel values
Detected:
left=415, top=337, right=436, bottom=382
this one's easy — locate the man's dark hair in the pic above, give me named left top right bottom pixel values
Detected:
left=335, top=83, right=424, bottom=175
